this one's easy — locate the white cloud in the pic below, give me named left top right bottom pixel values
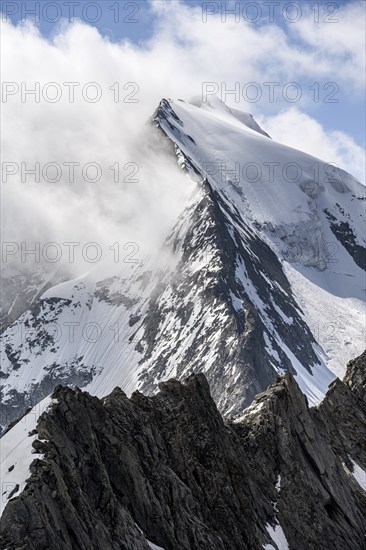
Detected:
left=258, top=108, right=365, bottom=183
left=289, top=0, right=366, bottom=91
left=1, top=1, right=364, bottom=277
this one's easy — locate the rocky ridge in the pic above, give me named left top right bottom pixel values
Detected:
left=1, top=351, right=365, bottom=549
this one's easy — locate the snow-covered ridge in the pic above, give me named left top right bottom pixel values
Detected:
left=153, top=97, right=365, bottom=378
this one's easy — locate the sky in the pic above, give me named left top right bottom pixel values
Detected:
left=1, top=0, right=365, bottom=274
left=1, top=0, right=365, bottom=171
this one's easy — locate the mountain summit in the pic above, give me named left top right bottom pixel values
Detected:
left=1, top=98, right=365, bottom=431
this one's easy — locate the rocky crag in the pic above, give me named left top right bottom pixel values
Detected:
left=1, top=351, right=365, bottom=550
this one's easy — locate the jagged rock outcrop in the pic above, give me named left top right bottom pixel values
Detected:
left=1, top=352, right=366, bottom=549
left=315, top=350, right=366, bottom=485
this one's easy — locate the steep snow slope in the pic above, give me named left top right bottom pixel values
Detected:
left=0, top=264, right=67, bottom=332
left=0, top=267, right=147, bottom=428
left=1, top=98, right=364, bottom=430
left=0, top=395, right=53, bottom=515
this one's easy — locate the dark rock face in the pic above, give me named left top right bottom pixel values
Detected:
left=316, top=350, right=366, bottom=485
left=136, top=165, right=325, bottom=418
left=0, top=269, right=67, bottom=334
left=344, top=350, right=366, bottom=403
left=324, top=208, right=366, bottom=271
left=1, top=352, right=366, bottom=550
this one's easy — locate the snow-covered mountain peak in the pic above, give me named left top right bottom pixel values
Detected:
left=153, top=97, right=365, bottom=371
left=187, top=95, right=271, bottom=138
left=1, top=97, right=365, bottom=433
left=155, top=97, right=365, bottom=268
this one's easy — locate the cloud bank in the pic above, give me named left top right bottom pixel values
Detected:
left=1, top=0, right=365, bottom=277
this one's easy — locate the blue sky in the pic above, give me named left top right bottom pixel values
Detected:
left=1, top=0, right=365, bottom=178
